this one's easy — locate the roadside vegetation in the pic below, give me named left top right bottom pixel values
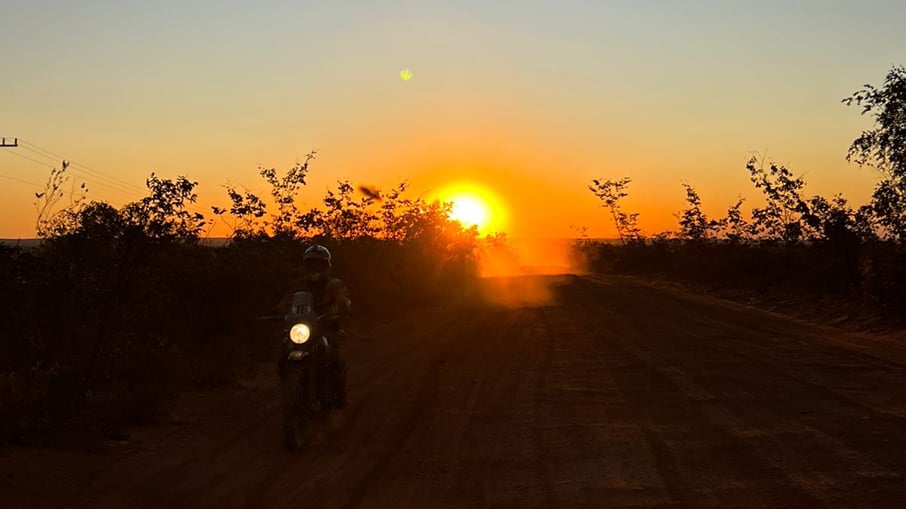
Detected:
left=582, top=65, right=906, bottom=329
left=1, top=156, right=484, bottom=444
left=4, top=65, right=903, bottom=446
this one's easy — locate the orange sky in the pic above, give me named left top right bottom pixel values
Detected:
left=1, top=1, right=902, bottom=239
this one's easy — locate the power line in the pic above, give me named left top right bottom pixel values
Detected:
left=0, top=173, right=42, bottom=189
left=0, top=148, right=51, bottom=168
left=19, top=139, right=146, bottom=192
left=3, top=140, right=213, bottom=218
left=1, top=149, right=145, bottom=201
left=16, top=146, right=148, bottom=199
left=18, top=141, right=149, bottom=195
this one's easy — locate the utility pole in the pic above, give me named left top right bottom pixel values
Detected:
left=0, top=137, right=18, bottom=147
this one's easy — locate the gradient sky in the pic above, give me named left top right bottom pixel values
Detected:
left=2, top=0, right=905, bottom=238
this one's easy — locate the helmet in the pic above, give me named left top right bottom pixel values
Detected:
left=303, top=244, right=331, bottom=282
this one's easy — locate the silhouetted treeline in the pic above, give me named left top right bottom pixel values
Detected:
left=1, top=160, right=482, bottom=443
left=582, top=66, right=906, bottom=326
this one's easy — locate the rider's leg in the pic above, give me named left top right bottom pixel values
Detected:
left=331, top=349, right=348, bottom=409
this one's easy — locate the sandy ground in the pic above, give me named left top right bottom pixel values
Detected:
left=3, top=275, right=906, bottom=508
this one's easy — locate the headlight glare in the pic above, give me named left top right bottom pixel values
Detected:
left=289, top=323, right=311, bottom=344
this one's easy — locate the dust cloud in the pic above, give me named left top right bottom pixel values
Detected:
left=476, top=238, right=588, bottom=308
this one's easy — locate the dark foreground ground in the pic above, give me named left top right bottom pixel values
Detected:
left=3, top=275, right=906, bottom=508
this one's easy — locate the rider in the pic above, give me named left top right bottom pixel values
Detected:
left=298, top=244, right=352, bottom=408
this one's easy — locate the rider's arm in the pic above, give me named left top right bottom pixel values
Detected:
left=325, top=279, right=352, bottom=325
left=328, top=279, right=351, bottom=312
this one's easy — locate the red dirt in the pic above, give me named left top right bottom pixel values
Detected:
left=3, top=275, right=906, bottom=508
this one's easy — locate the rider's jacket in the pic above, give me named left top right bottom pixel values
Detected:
left=300, top=277, right=352, bottom=332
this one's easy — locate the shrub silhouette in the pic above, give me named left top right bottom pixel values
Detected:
left=588, top=177, right=643, bottom=244
left=585, top=66, right=906, bottom=323
left=844, top=66, right=906, bottom=241
left=586, top=158, right=893, bottom=305
left=677, top=182, right=722, bottom=242
left=1, top=159, right=482, bottom=442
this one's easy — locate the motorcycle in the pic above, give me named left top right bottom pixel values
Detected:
left=279, top=291, right=342, bottom=450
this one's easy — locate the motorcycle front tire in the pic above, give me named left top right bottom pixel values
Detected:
left=281, top=369, right=309, bottom=451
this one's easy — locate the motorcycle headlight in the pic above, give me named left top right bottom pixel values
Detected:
left=289, top=323, right=311, bottom=344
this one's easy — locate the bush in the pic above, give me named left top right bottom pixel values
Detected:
left=1, top=164, right=482, bottom=442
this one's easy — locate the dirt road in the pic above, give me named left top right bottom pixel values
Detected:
left=3, top=275, right=906, bottom=508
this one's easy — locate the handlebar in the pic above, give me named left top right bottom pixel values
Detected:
left=256, top=313, right=344, bottom=325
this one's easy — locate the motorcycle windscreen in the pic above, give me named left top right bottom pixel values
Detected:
left=284, top=291, right=315, bottom=327
left=291, top=291, right=314, bottom=315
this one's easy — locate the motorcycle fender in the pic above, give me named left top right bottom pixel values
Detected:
left=288, top=351, right=308, bottom=361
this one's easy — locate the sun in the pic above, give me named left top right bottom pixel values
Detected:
left=435, top=182, right=506, bottom=235
left=449, top=194, right=490, bottom=231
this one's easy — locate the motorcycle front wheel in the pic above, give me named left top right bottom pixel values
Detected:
left=281, top=369, right=309, bottom=451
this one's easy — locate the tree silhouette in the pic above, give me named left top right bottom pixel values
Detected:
left=588, top=177, right=643, bottom=244
left=677, top=183, right=721, bottom=241
left=34, top=161, right=88, bottom=238
left=121, top=174, right=206, bottom=241
left=260, top=152, right=315, bottom=238
left=745, top=155, right=814, bottom=242
left=844, top=66, right=906, bottom=241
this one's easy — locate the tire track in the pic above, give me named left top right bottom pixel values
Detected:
left=557, top=279, right=825, bottom=507
left=571, top=276, right=906, bottom=507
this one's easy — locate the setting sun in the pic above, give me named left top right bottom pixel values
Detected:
left=449, top=195, right=490, bottom=231
left=435, top=182, right=507, bottom=235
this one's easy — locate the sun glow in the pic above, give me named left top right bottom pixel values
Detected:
left=449, top=195, right=490, bottom=230
left=436, top=182, right=507, bottom=235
